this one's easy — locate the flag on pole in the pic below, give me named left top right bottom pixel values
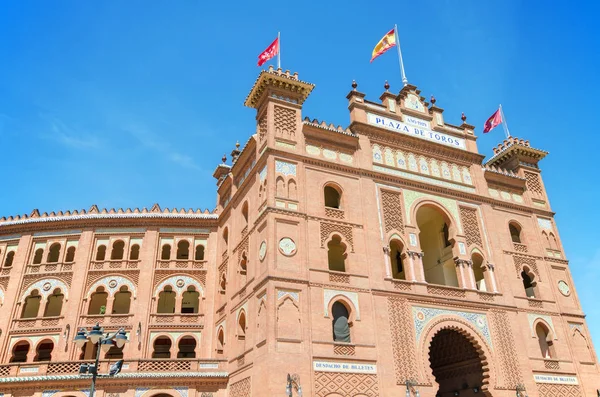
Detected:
left=257, top=37, right=279, bottom=67
left=370, top=28, right=396, bottom=63
left=483, top=109, right=503, bottom=133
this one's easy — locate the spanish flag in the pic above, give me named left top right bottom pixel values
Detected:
left=370, top=28, right=397, bottom=63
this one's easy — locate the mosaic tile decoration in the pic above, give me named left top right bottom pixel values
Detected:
left=22, top=278, right=69, bottom=300
left=86, top=275, right=136, bottom=298
left=538, top=218, right=553, bottom=230
left=275, top=160, right=296, bottom=176
left=154, top=275, right=204, bottom=297
left=412, top=306, right=492, bottom=349
left=259, top=166, right=267, bottom=181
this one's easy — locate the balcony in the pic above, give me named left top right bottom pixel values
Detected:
left=27, top=262, right=73, bottom=273
left=12, top=316, right=63, bottom=330
left=90, top=259, right=140, bottom=270
left=155, top=259, right=206, bottom=270
left=150, top=313, right=205, bottom=327
left=513, top=243, right=528, bottom=253
left=0, top=358, right=226, bottom=378
left=80, top=314, right=134, bottom=326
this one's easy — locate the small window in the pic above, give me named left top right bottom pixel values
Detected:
left=239, top=252, right=247, bottom=275
left=111, top=240, right=125, bottom=260
left=223, top=228, right=229, bottom=248
left=324, top=185, right=341, bottom=209
left=34, top=340, right=54, bottom=362
left=112, top=286, right=131, bottom=314
left=46, top=243, right=61, bottom=263
left=65, top=246, right=76, bottom=262
left=536, top=323, right=554, bottom=358
left=195, top=245, right=205, bottom=261
left=33, top=248, right=44, bottom=264
left=152, top=336, right=172, bottom=359
left=219, top=274, right=227, bottom=293
left=472, top=253, right=487, bottom=292
left=327, top=235, right=347, bottom=272
left=238, top=311, right=246, bottom=339
left=332, top=301, right=351, bottom=343
left=181, top=286, right=199, bottom=314
left=509, top=223, right=522, bottom=244
left=129, top=244, right=140, bottom=260
left=21, top=290, right=41, bottom=319
left=176, top=240, right=190, bottom=260
left=157, top=286, right=176, bottom=313
left=522, top=268, right=536, bottom=298
left=10, top=341, right=30, bottom=363
left=4, top=251, right=15, bottom=267
left=389, top=240, right=405, bottom=280
left=242, top=201, right=249, bottom=225
left=177, top=336, right=197, bottom=358
left=44, top=288, right=64, bottom=317
left=217, top=327, right=225, bottom=353
left=96, top=245, right=106, bottom=261
left=88, top=286, right=108, bottom=315
left=161, top=244, right=171, bottom=260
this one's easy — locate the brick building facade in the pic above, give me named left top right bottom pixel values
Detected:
left=0, top=67, right=598, bottom=396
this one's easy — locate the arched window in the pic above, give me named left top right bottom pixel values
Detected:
left=111, top=240, right=125, bottom=260
left=536, top=323, right=554, bottom=358
left=417, top=205, right=458, bottom=287
left=46, top=243, right=61, bottom=263
left=222, top=228, right=229, bottom=248
left=33, top=248, right=44, bottom=264
left=105, top=344, right=124, bottom=359
left=157, top=286, right=176, bottom=313
left=195, top=245, right=205, bottom=261
left=389, top=240, right=405, bottom=280
left=88, top=286, right=108, bottom=315
left=181, top=286, right=199, bottom=314
left=549, top=233, right=558, bottom=250
left=4, top=251, right=15, bottom=267
left=217, top=327, right=225, bottom=353
left=34, top=340, right=54, bottom=362
left=242, top=201, right=249, bottom=225
left=21, top=290, right=41, bottom=318
left=176, top=240, right=190, bottom=260
left=288, top=179, right=297, bottom=200
left=522, top=268, right=537, bottom=298
left=276, top=176, right=285, bottom=197
left=177, top=336, right=197, bottom=358
left=219, top=273, right=227, bottom=293
left=327, top=235, right=347, bottom=272
left=332, top=301, right=351, bottom=343
left=239, top=252, right=247, bottom=275
left=44, top=288, right=64, bottom=317
left=509, top=223, right=522, bottom=244
left=112, top=286, right=131, bottom=314
left=237, top=311, right=246, bottom=340
left=96, top=245, right=106, bottom=261
left=10, top=341, right=30, bottom=363
left=129, top=244, right=140, bottom=260
left=152, top=336, right=172, bottom=358
left=65, top=246, right=76, bottom=262
left=472, top=253, right=487, bottom=292
left=161, top=244, right=171, bottom=260
left=324, top=185, right=341, bottom=209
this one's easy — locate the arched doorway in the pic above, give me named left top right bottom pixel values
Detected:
left=428, top=329, right=488, bottom=397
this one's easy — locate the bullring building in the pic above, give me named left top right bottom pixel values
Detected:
left=0, top=67, right=598, bottom=397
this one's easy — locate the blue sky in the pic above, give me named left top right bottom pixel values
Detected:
left=1, top=1, right=600, bottom=352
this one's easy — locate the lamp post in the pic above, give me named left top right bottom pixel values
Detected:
left=286, top=373, right=302, bottom=396
left=515, top=384, right=528, bottom=397
left=73, top=323, right=128, bottom=397
left=405, top=379, right=420, bottom=397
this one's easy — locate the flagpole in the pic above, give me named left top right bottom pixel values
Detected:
left=277, top=31, right=281, bottom=69
left=499, top=104, right=511, bottom=138
left=394, top=24, right=408, bottom=86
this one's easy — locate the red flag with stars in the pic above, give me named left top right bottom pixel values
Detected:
left=483, top=109, right=502, bottom=133
left=257, top=37, right=279, bottom=67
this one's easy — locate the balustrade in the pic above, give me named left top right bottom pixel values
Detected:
left=155, top=259, right=206, bottom=270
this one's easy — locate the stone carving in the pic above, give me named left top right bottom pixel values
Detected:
left=154, top=275, right=203, bottom=297
left=258, top=116, right=267, bottom=142
left=460, top=206, right=483, bottom=248
left=21, top=278, right=69, bottom=301
left=333, top=344, right=355, bottom=356
left=489, top=310, right=523, bottom=389
left=536, top=384, right=582, bottom=397
left=525, top=171, right=543, bottom=196
left=320, top=222, right=354, bottom=252
left=381, top=190, right=404, bottom=234
left=229, top=376, right=252, bottom=397
left=388, top=297, right=419, bottom=384
left=314, top=372, right=378, bottom=397
left=278, top=238, right=296, bottom=256
left=86, top=275, right=136, bottom=298
left=274, top=105, right=296, bottom=137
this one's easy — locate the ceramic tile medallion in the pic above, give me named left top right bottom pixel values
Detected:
left=259, top=240, right=267, bottom=261
left=278, top=237, right=296, bottom=256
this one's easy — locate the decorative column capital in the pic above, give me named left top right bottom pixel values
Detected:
left=486, top=263, right=495, bottom=271
left=454, top=258, right=472, bottom=268
left=382, top=246, right=390, bottom=255
left=407, top=250, right=424, bottom=259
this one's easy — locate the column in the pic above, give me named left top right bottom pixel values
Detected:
left=453, top=258, right=472, bottom=289
left=105, top=296, right=115, bottom=315
left=408, top=251, right=425, bottom=282
left=37, top=298, right=47, bottom=318
left=486, top=263, right=498, bottom=292
left=382, top=247, right=392, bottom=278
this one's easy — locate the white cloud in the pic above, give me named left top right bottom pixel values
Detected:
left=41, top=114, right=101, bottom=149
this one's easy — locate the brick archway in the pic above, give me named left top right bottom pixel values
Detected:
left=419, top=318, right=495, bottom=397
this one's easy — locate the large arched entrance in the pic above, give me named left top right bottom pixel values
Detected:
left=428, top=329, right=488, bottom=397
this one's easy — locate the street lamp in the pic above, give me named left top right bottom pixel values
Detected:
left=73, top=323, right=128, bottom=397
left=516, top=384, right=528, bottom=397
left=405, top=379, right=420, bottom=397
left=286, top=373, right=302, bottom=396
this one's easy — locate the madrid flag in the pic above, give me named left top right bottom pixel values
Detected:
left=370, top=28, right=397, bottom=63
left=258, top=37, right=279, bottom=67
left=483, top=109, right=502, bottom=133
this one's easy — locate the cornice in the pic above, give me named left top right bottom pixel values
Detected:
left=244, top=67, right=315, bottom=108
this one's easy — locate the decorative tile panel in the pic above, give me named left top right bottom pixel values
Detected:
left=154, top=275, right=204, bottom=296
left=22, top=278, right=69, bottom=300
left=375, top=165, right=475, bottom=194
left=275, top=160, right=296, bottom=176
left=538, top=218, right=553, bottom=230
left=277, top=289, right=299, bottom=301
left=86, top=275, right=136, bottom=298
left=259, top=165, right=267, bottom=181
left=412, top=306, right=492, bottom=348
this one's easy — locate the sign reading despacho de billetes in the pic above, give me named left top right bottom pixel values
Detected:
left=313, top=360, right=377, bottom=374
left=533, top=373, right=579, bottom=385
left=367, top=113, right=467, bottom=150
